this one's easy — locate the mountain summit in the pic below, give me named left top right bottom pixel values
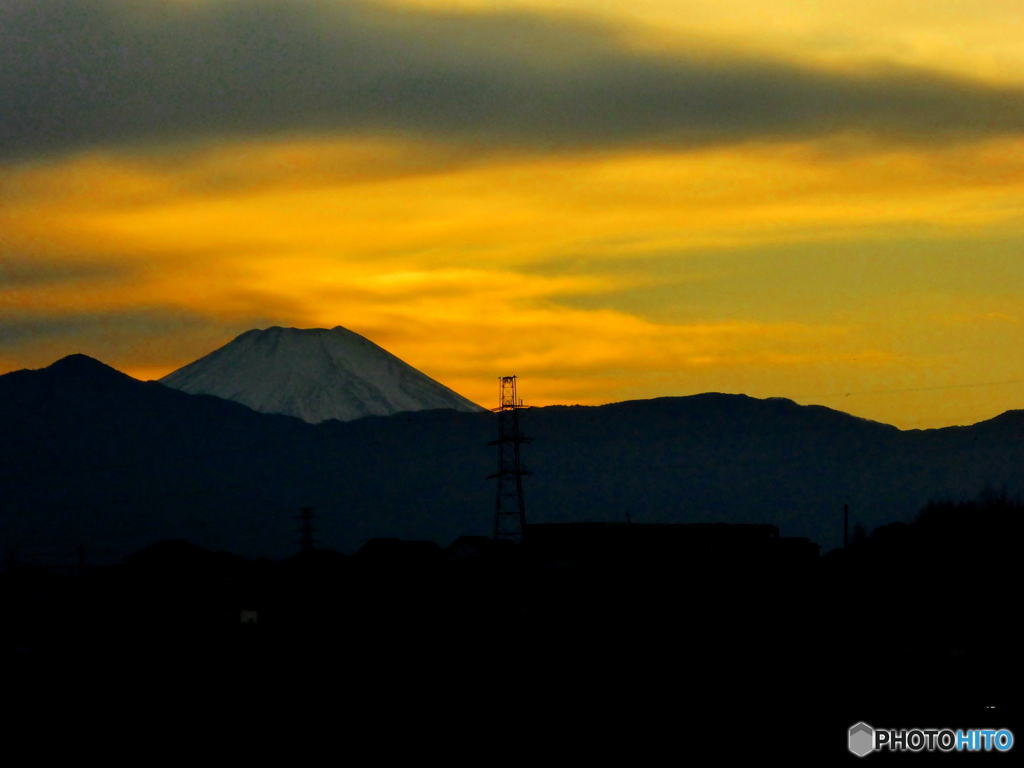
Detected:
left=160, top=326, right=486, bottom=423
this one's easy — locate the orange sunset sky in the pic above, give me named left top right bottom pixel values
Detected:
left=3, top=0, right=1024, bottom=429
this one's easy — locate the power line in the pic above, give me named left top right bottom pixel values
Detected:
left=799, top=377, right=1024, bottom=400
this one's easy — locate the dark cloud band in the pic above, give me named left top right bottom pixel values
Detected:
left=0, top=307, right=292, bottom=370
left=3, top=0, right=1024, bottom=161
left=0, top=255, right=133, bottom=288
left=0, top=307, right=206, bottom=347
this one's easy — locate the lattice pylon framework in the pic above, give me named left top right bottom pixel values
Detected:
left=488, top=376, right=532, bottom=543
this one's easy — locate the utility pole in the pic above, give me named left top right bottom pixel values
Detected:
left=488, top=376, right=531, bottom=543
left=299, top=506, right=316, bottom=553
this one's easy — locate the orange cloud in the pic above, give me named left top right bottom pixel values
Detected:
left=3, top=134, right=1024, bottom=428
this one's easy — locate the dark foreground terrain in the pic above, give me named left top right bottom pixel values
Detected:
left=3, top=504, right=1019, bottom=761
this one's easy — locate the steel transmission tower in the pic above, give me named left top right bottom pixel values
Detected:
left=488, top=376, right=532, bottom=543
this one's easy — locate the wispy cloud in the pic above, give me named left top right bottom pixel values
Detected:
left=0, top=254, right=130, bottom=288
left=0, top=306, right=241, bottom=374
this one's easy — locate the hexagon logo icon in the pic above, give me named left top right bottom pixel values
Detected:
left=849, top=722, right=875, bottom=757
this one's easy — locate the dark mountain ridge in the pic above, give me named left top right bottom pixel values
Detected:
left=2, top=355, right=1022, bottom=564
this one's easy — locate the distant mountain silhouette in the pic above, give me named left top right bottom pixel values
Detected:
left=2, top=355, right=1023, bottom=563
left=160, top=325, right=485, bottom=423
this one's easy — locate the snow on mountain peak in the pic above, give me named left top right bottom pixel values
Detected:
left=160, top=326, right=486, bottom=423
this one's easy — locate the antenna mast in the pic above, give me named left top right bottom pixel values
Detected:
left=488, top=376, right=532, bottom=543
left=298, top=506, right=317, bottom=553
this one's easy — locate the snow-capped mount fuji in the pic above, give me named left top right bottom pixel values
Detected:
left=160, top=326, right=486, bottom=423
